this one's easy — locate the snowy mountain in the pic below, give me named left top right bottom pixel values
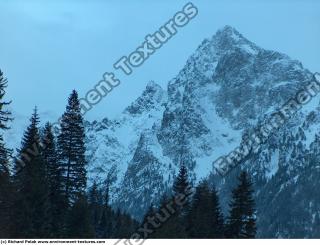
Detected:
left=84, top=25, right=320, bottom=237
left=6, top=25, right=319, bottom=237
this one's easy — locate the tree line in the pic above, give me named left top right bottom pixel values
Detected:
left=138, top=165, right=257, bottom=239
left=0, top=70, right=256, bottom=239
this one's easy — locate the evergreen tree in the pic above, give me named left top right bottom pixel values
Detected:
left=57, top=90, right=86, bottom=204
left=0, top=70, right=13, bottom=237
left=0, top=135, right=14, bottom=238
left=209, top=185, right=225, bottom=237
left=186, top=181, right=208, bottom=238
left=173, top=164, right=192, bottom=215
left=88, top=181, right=103, bottom=236
left=113, top=209, right=126, bottom=238
left=154, top=165, right=192, bottom=238
left=42, top=123, right=66, bottom=237
left=225, top=171, right=257, bottom=238
left=12, top=109, right=51, bottom=238
left=97, top=182, right=113, bottom=238
left=66, top=194, right=95, bottom=238
left=186, top=180, right=224, bottom=238
left=150, top=195, right=173, bottom=238
left=112, top=209, right=138, bottom=238
left=139, top=203, right=157, bottom=238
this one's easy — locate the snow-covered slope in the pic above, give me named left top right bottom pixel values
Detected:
left=85, top=81, right=168, bottom=190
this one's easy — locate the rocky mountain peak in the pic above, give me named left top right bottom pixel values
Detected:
left=215, top=25, right=243, bottom=41
left=124, top=81, right=166, bottom=116
left=212, top=25, right=259, bottom=55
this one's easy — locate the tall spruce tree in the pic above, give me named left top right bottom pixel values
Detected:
left=98, top=182, right=113, bottom=238
left=225, top=171, right=257, bottom=238
left=0, top=135, right=13, bottom=238
left=173, top=164, right=192, bottom=214
left=58, top=90, right=86, bottom=204
left=42, top=123, right=66, bottom=237
left=159, top=164, right=192, bottom=238
left=12, top=109, right=51, bottom=238
left=186, top=180, right=224, bottom=238
left=209, top=185, right=225, bottom=238
left=0, top=70, right=13, bottom=237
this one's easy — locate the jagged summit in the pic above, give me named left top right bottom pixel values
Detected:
left=212, top=25, right=259, bottom=54
left=124, top=80, right=166, bottom=116
left=215, top=25, right=243, bottom=40
left=179, top=25, right=262, bottom=83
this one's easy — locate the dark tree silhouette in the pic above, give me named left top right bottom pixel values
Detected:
left=225, top=171, right=257, bottom=238
left=12, top=109, right=51, bottom=238
left=42, top=123, right=66, bottom=237
left=186, top=180, right=224, bottom=238
left=57, top=90, right=86, bottom=204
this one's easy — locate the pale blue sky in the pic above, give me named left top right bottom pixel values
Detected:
left=0, top=0, right=319, bottom=120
